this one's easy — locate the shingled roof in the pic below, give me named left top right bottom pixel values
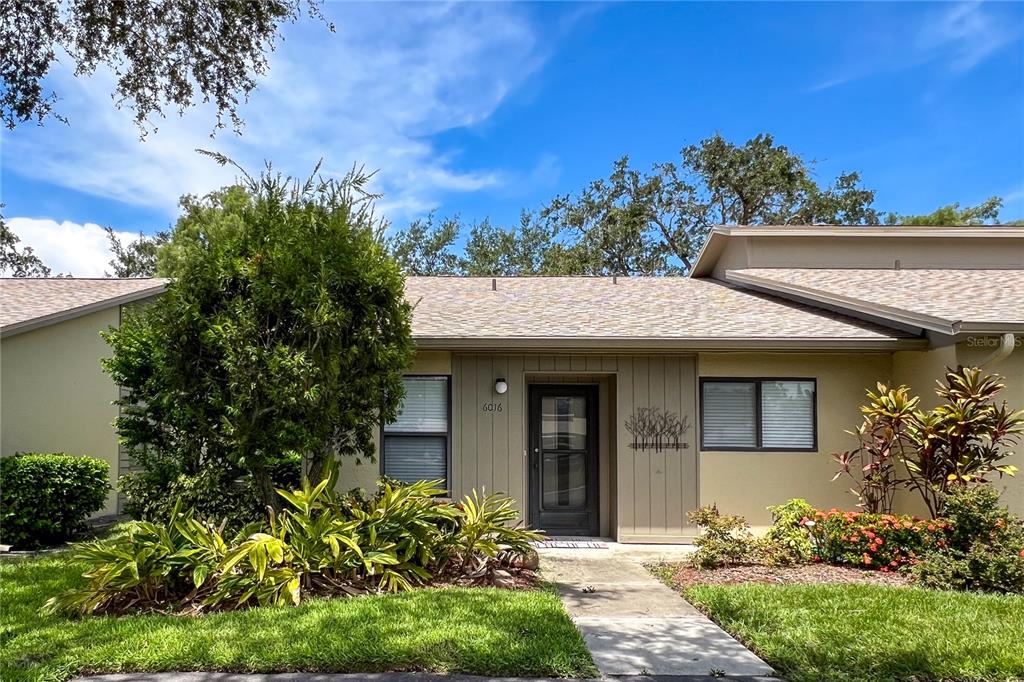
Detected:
left=724, top=268, right=1024, bottom=335
left=0, top=278, right=169, bottom=337
left=405, top=276, right=916, bottom=349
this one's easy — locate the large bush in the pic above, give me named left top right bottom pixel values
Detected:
left=46, top=476, right=542, bottom=615
left=103, top=164, right=415, bottom=519
left=913, top=487, right=1024, bottom=593
left=0, top=453, right=109, bottom=549
left=803, top=509, right=948, bottom=571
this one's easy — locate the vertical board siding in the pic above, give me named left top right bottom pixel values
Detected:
left=451, top=352, right=697, bottom=539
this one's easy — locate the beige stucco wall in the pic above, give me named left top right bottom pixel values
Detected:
left=696, top=352, right=893, bottom=530
left=1, top=308, right=121, bottom=516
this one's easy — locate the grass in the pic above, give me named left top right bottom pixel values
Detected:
left=0, top=555, right=596, bottom=682
left=684, top=583, right=1024, bottom=682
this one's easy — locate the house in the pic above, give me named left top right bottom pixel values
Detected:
left=0, top=278, right=169, bottom=516
left=1, top=226, right=1021, bottom=540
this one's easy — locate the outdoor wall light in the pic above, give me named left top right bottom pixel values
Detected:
left=494, top=378, right=508, bottom=395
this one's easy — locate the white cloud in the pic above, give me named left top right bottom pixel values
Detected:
left=809, top=1, right=1018, bottom=92
left=6, top=217, right=139, bottom=277
left=3, top=3, right=554, bottom=222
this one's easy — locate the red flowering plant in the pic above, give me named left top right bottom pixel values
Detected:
left=801, top=508, right=949, bottom=571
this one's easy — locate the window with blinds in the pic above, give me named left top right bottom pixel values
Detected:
left=383, top=376, right=450, bottom=485
left=701, top=379, right=816, bottom=451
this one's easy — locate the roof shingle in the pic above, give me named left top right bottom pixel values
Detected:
left=0, top=278, right=169, bottom=333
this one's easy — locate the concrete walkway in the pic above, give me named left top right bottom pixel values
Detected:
left=538, top=546, right=775, bottom=678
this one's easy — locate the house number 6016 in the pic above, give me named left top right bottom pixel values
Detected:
left=481, top=402, right=503, bottom=412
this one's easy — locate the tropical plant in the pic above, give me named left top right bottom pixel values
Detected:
left=903, top=367, right=1023, bottom=517
left=832, top=384, right=919, bottom=513
left=46, top=476, right=542, bottom=615
left=450, top=489, right=543, bottom=577
left=0, top=453, right=109, bottom=549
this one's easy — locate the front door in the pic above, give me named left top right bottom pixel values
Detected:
left=529, top=385, right=599, bottom=536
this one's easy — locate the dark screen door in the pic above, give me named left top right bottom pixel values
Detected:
left=529, top=385, right=599, bottom=536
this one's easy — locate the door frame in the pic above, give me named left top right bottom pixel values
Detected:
left=528, top=383, right=600, bottom=536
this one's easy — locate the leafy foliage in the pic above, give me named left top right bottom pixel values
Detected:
left=687, top=505, right=761, bottom=569
left=0, top=453, right=109, bottom=549
left=802, top=509, right=948, bottom=571
left=103, top=164, right=415, bottom=512
left=46, top=478, right=542, bottom=615
left=764, top=499, right=816, bottom=564
left=104, top=227, right=170, bottom=277
left=1, top=0, right=331, bottom=132
left=912, top=486, right=1024, bottom=594
left=832, top=384, right=918, bottom=513
left=886, top=196, right=1004, bottom=226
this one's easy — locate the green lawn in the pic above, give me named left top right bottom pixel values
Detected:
left=685, top=583, right=1024, bottom=682
left=0, top=555, right=596, bottom=682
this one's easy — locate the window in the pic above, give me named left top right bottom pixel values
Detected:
left=383, top=376, right=450, bottom=485
left=700, top=379, right=816, bottom=451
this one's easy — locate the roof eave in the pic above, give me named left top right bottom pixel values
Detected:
left=413, top=335, right=924, bottom=352
left=0, top=283, right=168, bottom=339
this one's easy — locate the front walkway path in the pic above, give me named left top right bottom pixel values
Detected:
left=538, top=546, right=775, bottom=678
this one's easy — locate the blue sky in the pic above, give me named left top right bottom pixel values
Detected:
left=2, top=1, right=1022, bottom=275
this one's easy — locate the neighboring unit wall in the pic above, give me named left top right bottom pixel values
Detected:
left=0, top=307, right=121, bottom=516
left=696, top=352, right=893, bottom=530
left=710, top=234, right=1024, bottom=279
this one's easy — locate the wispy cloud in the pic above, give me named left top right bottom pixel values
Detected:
left=3, top=3, right=554, bottom=224
left=810, top=1, right=1019, bottom=92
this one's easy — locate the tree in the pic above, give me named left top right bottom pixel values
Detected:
left=384, top=212, right=461, bottom=276
left=1, top=211, right=53, bottom=276
left=1, top=0, right=331, bottom=132
left=386, top=133, right=882, bottom=275
left=104, top=227, right=169, bottom=278
left=103, top=163, right=415, bottom=513
left=886, top=197, right=1004, bottom=226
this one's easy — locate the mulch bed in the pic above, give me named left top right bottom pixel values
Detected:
left=658, top=562, right=912, bottom=589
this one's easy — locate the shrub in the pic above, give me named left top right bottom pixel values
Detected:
left=913, top=487, right=1024, bottom=594
left=46, top=477, right=543, bottom=615
left=764, top=499, right=816, bottom=564
left=119, top=454, right=301, bottom=530
left=802, top=508, right=948, bottom=571
left=688, top=506, right=760, bottom=569
left=0, top=453, right=109, bottom=549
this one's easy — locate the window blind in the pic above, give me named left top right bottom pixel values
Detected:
left=386, top=377, right=448, bottom=433
left=761, top=380, right=815, bottom=449
left=383, top=436, right=447, bottom=484
left=701, top=382, right=757, bottom=449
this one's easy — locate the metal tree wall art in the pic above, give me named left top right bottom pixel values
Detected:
left=625, top=407, right=690, bottom=452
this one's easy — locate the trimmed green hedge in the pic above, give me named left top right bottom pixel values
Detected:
left=0, top=453, right=109, bottom=549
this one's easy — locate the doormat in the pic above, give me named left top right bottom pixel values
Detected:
left=533, top=540, right=609, bottom=549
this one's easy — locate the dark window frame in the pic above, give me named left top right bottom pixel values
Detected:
left=380, top=374, right=453, bottom=489
left=699, top=377, right=818, bottom=452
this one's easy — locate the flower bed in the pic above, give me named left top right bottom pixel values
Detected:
left=802, top=509, right=948, bottom=571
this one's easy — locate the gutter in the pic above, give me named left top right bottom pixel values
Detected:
left=412, top=336, right=926, bottom=352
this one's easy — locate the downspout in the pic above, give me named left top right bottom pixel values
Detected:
left=980, top=333, right=1017, bottom=368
